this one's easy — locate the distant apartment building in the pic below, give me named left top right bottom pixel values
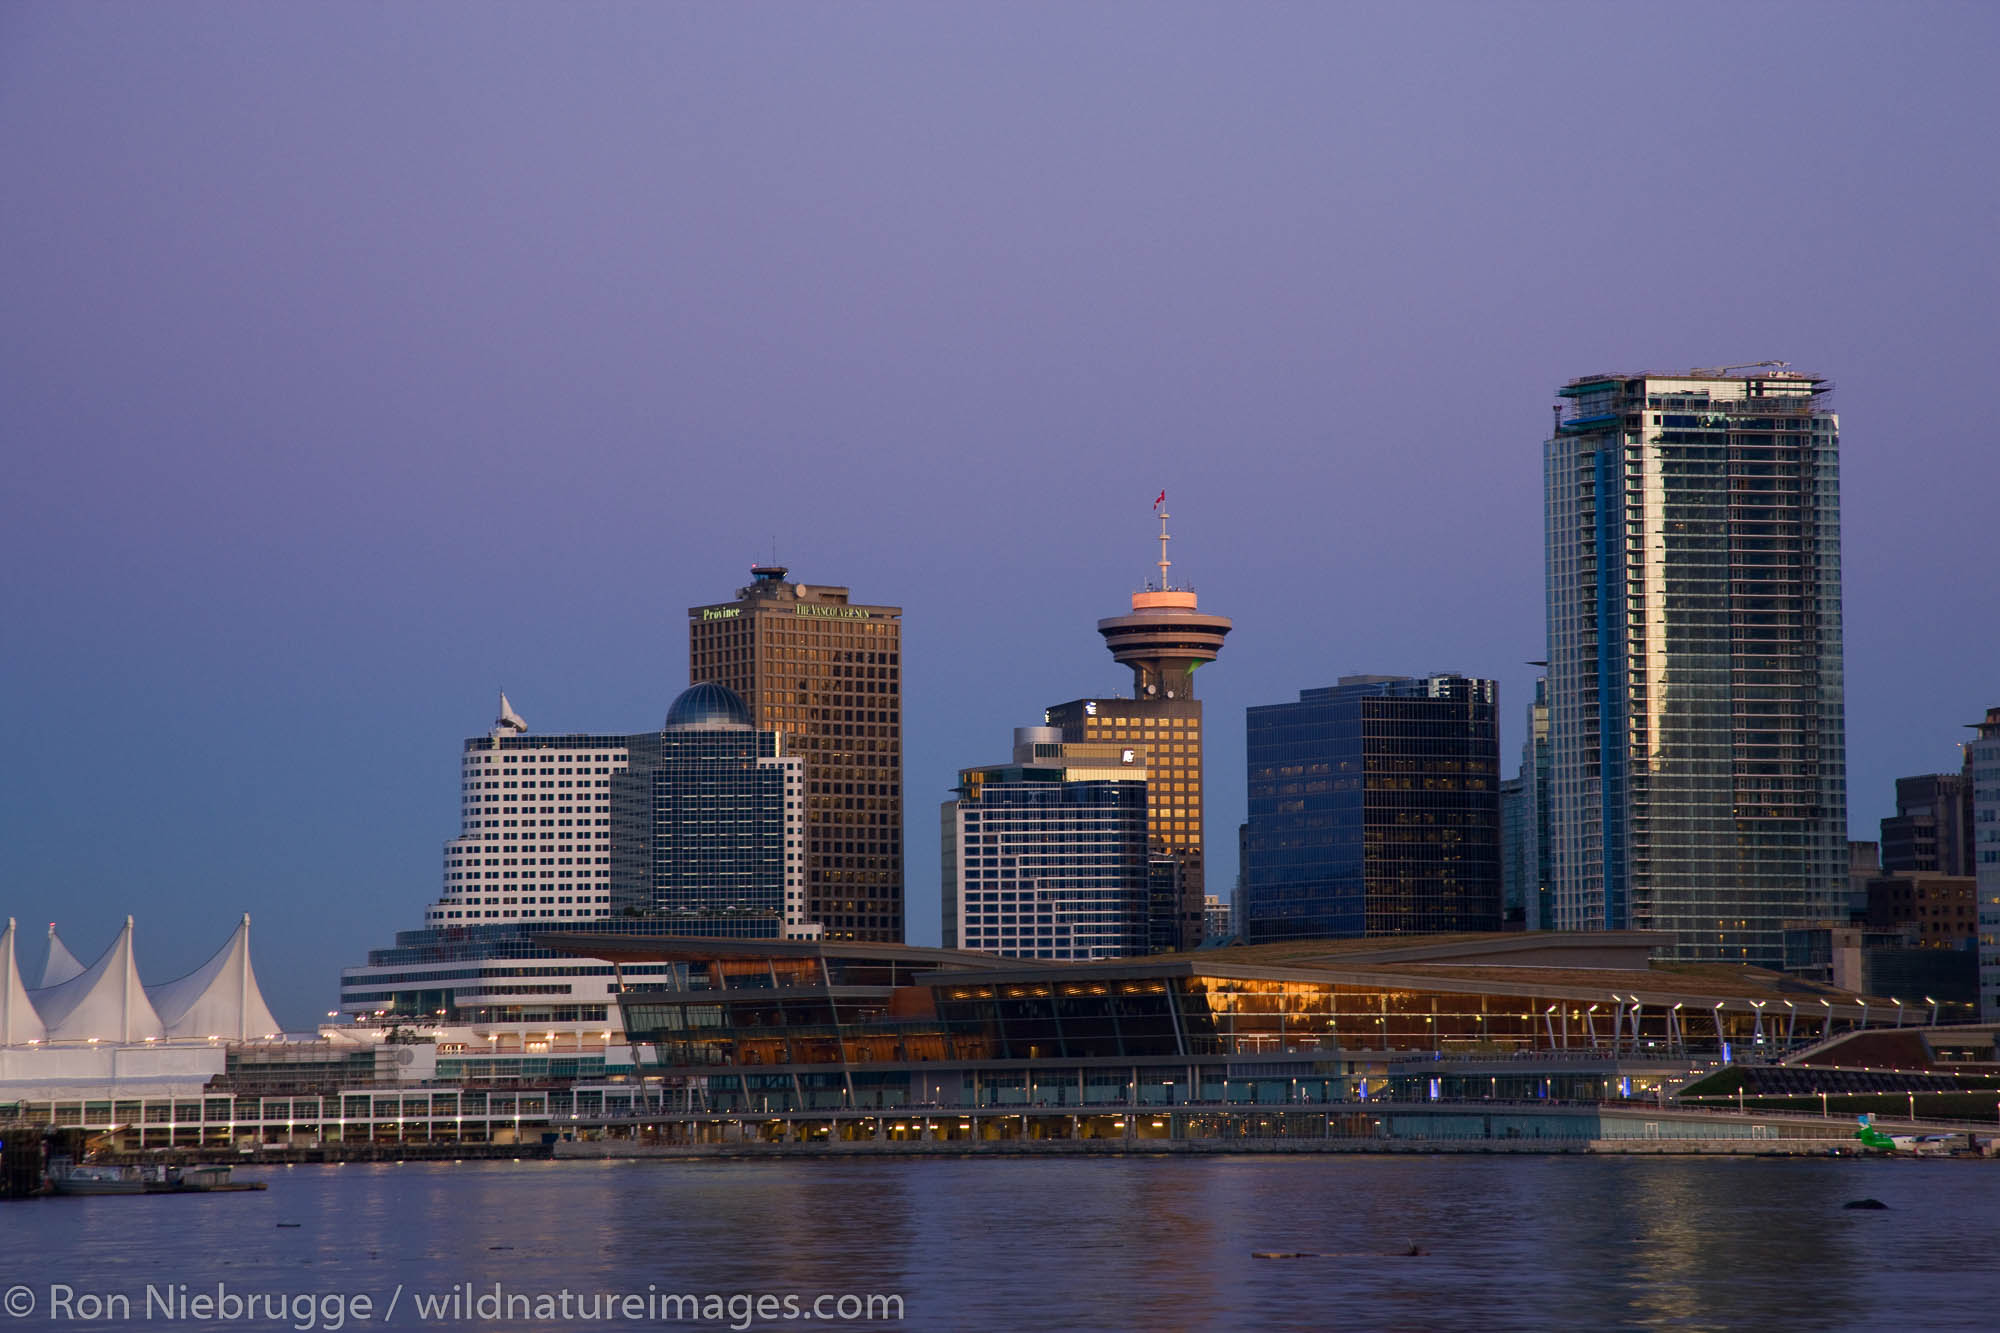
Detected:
left=941, top=727, right=1151, bottom=959
left=1501, top=676, right=1552, bottom=930
left=1881, top=772, right=1975, bottom=876
left=1500, top=776, right=1528, bottom=928
left=1544, top=367, right=1846, bottom=967
left=1241, top=674, right=1502, bottom=942
left=1848, top=840, right=1882, bottom=915
left=1203, top=894, right=1233, bottom=942
left=1862, top=871, right=1976, bottom=950
left=689, top=567, right=903, bottom=942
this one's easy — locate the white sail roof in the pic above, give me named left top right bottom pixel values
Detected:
left=1, top=920, right=47, bottom=1045
left=40, top=924, right=84, bottom=988
left=497, top=691, right=527, bottom=733
left=31, top=917, right=165, bottom=1043
left=147, top=914, right=282, bottom=1040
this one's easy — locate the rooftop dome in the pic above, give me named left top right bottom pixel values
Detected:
left=665, top=681, right=753, bottom=731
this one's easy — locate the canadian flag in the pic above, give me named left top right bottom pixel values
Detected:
left=1153, top=490, right=1166, bottom=511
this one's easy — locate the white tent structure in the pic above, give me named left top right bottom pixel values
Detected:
left=30, top=916, right=166, bottom=1044
left=1, top=919, right=47, bottom=1046
left=40, top=924, right=84, bottom=988
left=146, top=914, right=282, bottom=1041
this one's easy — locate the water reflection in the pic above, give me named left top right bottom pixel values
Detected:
left=2, top=1158, right=1995, bottom=1331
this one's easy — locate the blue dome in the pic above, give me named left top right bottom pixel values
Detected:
left=665, top=681, right=753, bottom=731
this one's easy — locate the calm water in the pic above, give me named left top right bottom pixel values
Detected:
left=3, top=1156, right=1996, bottom=1331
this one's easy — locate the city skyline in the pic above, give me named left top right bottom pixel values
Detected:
left=4, top=4, right=1997, bottom=1028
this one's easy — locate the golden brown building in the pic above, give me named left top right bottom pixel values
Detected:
left=689, top=566, right=903, bottom=941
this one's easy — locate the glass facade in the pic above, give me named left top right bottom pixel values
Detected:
left=1240, top=675, right=1502, bottom=942
left=1546, top=371, right=1847, bottom=966
left=689, top=567, right=903, bottom=943
left=635, top=716, right=798, bottom=934
left=1970, top=710, right=2000, bottom=1019
left=602, top=940, right=1889, bottom=1115
left=1501, top=775, right=1528, bottom=926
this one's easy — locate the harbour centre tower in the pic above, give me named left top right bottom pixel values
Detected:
left=1045, top=509, right=1231, bottom=951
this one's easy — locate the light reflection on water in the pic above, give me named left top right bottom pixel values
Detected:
left=2, top=1156, right=1996, bottom=1331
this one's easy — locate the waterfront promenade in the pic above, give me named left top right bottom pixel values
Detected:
left=549, top=1097, right=1993, bottom=1158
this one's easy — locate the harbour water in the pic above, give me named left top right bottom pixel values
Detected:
left=3, top=1156, right=1997, bottom=1331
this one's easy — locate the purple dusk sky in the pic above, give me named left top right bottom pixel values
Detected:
left=2, top=4, right=1995, bottom=1027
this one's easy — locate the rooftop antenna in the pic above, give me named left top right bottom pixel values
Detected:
left=1689, top=359, right=1791, bottom=377
left=1153, top=490, right=1171, bottom=591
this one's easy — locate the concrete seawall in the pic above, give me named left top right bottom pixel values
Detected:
left=552, top=1136, right=1902, bottom=1161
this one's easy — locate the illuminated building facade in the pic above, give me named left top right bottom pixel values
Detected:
left=1545, top=367, right=1847, bottom=966
left=566, top=930, right=1900, bottom=1124
left=689, top=567, right=903, bottom=942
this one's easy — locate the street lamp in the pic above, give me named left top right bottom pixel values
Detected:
left=1925, top=996, right=1939, bottom=1026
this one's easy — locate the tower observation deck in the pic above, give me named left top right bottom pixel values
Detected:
left=1097, top=508, right=1232, bottom=700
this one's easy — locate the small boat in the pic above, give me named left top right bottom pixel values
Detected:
left=46, top=1156, right=264, bottom=1196
left=49, top=1162, right=145, bottom=1196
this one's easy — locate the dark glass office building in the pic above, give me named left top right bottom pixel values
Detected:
left=609, top=682, right=804, bottom=938
left=1241, top=674, right=1502, bottom=943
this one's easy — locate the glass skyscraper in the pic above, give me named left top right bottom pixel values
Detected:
left=1544, top=367, right=1847, bottom=966
left=1240, top=674, right=1502, bottom=942
left=1969, top=708, right=2000, bottom=1019
left=609, top=682, right=808, bottom=939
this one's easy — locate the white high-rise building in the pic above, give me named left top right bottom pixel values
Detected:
left=1545, top=367, right=1847, bottom=967
left=941, top=727, right=1151, bottom=959
left=425, top=695, right=633, bottom=927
